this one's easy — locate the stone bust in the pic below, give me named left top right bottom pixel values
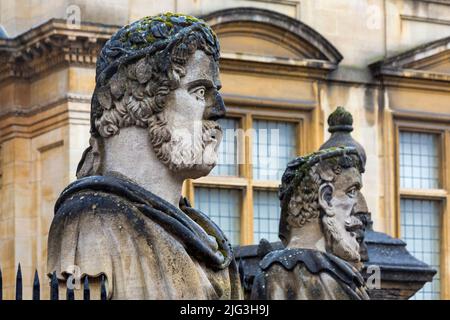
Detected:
left=251, top=146, right=370, bottom=300
left=47, top=13, right=241, bottom=299
left=319, top=106, right=371, bottom=262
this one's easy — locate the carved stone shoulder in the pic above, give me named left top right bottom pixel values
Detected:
left=259, top=248, right=365, bottom=290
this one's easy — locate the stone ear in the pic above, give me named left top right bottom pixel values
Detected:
left=318, top=183, right=334, bottom=211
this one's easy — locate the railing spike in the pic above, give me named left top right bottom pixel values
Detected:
left=32, top=269, right=40, bottom=300
left=66, top=285, right=74, bottom=300
left=50, top=271, right=59, bottom=300
left=15, top=263, right=22, bottom=300
left=83, top=276, right=90, bottom=301
left=0, top=266, right=3, bottom=301
left=100, top=274, right=107, bottom=300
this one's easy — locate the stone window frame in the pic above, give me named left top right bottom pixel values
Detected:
left=393, top=117, right=450, bottom=300
left=180, top=6, right=339, bottom=245
left=183, top=103, right=314, bottom=245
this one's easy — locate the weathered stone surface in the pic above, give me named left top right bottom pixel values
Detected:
left=318, top=106, right=436, bottom=299
left=46, top=13, right=241, bottom=300
left=243, top=107, right=436, bottom=300
left=1, top=2, right=448, bottom=300
left=237, top=230, right=436, bottom=300
left=250, top=107, right=373, bottom=300
left=250, top=144, right=370, bottom=300
left=361, top=225, right=436, bottom=300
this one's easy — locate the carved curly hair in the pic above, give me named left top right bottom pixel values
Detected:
left=278, top=147, right=363, bottom=243
left=91, top=13, right=220, bottom=138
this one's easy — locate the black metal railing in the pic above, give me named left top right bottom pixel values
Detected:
left=0, top=264, right=107, bottom=300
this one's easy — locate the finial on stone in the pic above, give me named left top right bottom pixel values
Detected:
left=321, top=107, right=371, bottom=261
left=327, top=106, right=353, bottom=133
left=320, top=106, right=366, bottom=170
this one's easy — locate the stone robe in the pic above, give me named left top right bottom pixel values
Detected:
left=47, top=174, right=242, bottom=299
left=250, top=248, right=369, bottom=300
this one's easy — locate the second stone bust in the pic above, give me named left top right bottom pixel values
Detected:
left=251, top=146, right=370, bottom=300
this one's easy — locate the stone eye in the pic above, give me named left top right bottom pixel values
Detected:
left=192, top=86, right=206, bottom=100
left=347, top=187, right=357, bottom=198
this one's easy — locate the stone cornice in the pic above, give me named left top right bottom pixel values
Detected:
left=0, top=19, right=119, bottom=83
left=400, top=14, right=450, bottom=26
left=414, top=0, right=450, bottom=5
left=392, top=109, right=450, bottom=124
left=369, top=36, right=450, bottom=91
left=370, top=36, right=450, bottom=71
left=220, top=52, right=336, bottom=80
left=0, top=93, right=90, bottom=142
left=0, top=93, right=91, bottom=120
left=0, top=14, right=341, bottom=85
left=203, top=7, right=343, bottom=66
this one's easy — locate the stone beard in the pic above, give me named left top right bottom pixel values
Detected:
left=149, top=114, right=222, bottom=174
left=322, top=206, right=362, bottom=263
left=251, top=148, right=370, bottom=300
left=47, top=14, right=241, bottom=300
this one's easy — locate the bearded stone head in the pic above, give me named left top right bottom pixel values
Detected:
left=77, top=13, right=225, bottom=179
left=319, top=106, right=370, bottom=262
left=278, top=147, right=365, bottom=265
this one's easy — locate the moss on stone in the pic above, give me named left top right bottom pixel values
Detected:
left=119, top=12, right=212, bottom=46
left=291, top=146, right=348, bottom=178
left=328, top=106, right=353, bottom=127
left=146, top=34, right=155, bottom=43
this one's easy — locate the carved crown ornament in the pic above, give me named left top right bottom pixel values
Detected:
left=0, top=19, right=119, bottom=83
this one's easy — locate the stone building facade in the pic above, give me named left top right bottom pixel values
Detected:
left=0, top=0, right=449, bottom=299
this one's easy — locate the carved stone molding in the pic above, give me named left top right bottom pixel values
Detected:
left=203, top=7, right=343, bottom=79
left=0, top=19, right=119, bottom=83
left=0, top=97, right=90, bottom=143
left=370, top=36, right=450, bottom=91
left=400, top=14, right=450, bottom=26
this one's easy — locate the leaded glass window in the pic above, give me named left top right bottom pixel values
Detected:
left=211, top=118, right=240, bottom=176
left=253, top=120, right=296, bottom=180
left=191, top=112, right=303, bottom=247
left=195, top=187, right=241, bottom=245
left=253, top=190, right=280, bottom=243
left=401, top=199, right=441, bottom=300
left=399, top=131, right=439, bottom=189
left=399, top=130, right=443, bottom=300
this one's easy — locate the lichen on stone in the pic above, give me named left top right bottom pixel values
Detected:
left=279, top=146, right=362, bottom=202
left=328, top=106, right=353, bottom=127
left=118, top=12, right=212, bottom=49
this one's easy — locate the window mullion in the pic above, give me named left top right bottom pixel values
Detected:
left=442, top=130, right=450, bottom=299
left=399, top=188, right=447, bottom=199
left=241, top=113, right=254, bottom=245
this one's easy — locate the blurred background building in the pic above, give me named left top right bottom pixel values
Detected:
left=0, top=0, right=449, bottom=299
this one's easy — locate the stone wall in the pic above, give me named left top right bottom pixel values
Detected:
left=0, top=0, right=449, bottom=299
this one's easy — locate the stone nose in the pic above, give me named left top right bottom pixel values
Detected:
left=204, top=90, right=226, bottom=121
left=354, top=191, right=369, bottom=214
